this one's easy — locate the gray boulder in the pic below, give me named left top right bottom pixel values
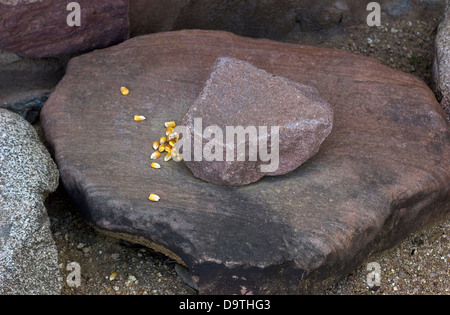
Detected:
left=0, top=109, right=60, bottom=295
left=433, top=0, right=450, bottom=120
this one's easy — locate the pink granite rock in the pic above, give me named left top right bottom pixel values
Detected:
left=180, top=57, right=333, bottom=186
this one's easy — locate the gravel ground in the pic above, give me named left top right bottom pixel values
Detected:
left=41, top=8, right=448, bottom=295
left=323, top=220, right=449, bottom=295
left=45, top=186, right=193, bottom=295
left=283, top=9, right=442, bottom=88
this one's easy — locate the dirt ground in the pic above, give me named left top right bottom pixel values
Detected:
left=44, top=8, right=449, bottom=295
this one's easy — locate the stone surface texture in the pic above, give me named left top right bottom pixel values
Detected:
left=433, top=0, right=450, bottom=120
left=181, top=57, right=333, bottom=186
left=0, top=0, right=129, bottom=58
left=40, top=30, right=449, bottom=294
left=0, top=109, right=60, bottom=295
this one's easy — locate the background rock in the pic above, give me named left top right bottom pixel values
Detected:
left=129, top=0, right=360, bottom=38
left=384, top=0, right=413, bottom=17
left=41, top=30, right=449, bottom=294
left=0, top=109, right=60, bottom=295
left=433, top=0, right=450, bottom=120
left=129, top=0, right=446, bottom=39
left=0, top=50, right=67, bottom=123
left=0, top=0, right=445, bottom=58
left=181, top=57, right=333, bottom=186
left=0, top=0, right=129, bottom=58
left=0, top=92, right=50, bottom=124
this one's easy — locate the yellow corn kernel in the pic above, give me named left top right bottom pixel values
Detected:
left=171, top=147, right=182, bottom=162
left=164, top=121, right=176, bottom=128
left=164, top=144, right=172, bottom=151
left=158, top=144, right=165, bottom=153
left=148, top=194, right=160, bottom=202
left=165, top=127, right=174, bottom=136
left=159, top=136, right=167, bottom=145
left=109, top=271, right=118, bottom=281
left=120, top=86, right=130, bottom=95
left=168, top=132, right=179, bottom=141
left=151, top=151, right=160, bottom=160
left=151, top=162, right=161, bottom=169
left=152, top=141, right=159, bottom=151
left=164, top=152, right=172, bottom=162
left=168, top=140, right=177, bottom=147
left=134, top=115, right=146, bottom=122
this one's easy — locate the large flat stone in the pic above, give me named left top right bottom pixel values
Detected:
left=41, top=30, right=450, bottom=294
left=0, top=0, right=129, bottom=58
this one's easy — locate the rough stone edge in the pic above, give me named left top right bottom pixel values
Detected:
left=92, top=227, right=196, bottom=290
left=92, top=227, right=188, bottom=268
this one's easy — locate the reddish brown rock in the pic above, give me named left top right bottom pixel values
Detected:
left=0, top=0, right=129, bottom=58
left=41, top=30, right=450, bottom=294
left=180, top=57, right=333, bottom=186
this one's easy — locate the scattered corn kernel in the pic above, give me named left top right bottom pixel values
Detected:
left=171, top=147, right=182, bottom=162
left=151, top=162, right=161, bottom=169
left=134, top=115, right=146, bottom=122
left=148, top=194, right=160, bottom=202
left=120, top=86, right=130, bottom=95
left=165, top=127, right=174, bottom=136
left=160, top=136, right=167, bottom=145
left=151, top=151, right=161, bottom=160
left=164, top=121, right=176, bottom=128
left=164, top=152, right=172, bottom=162
left=168, top=132, right=179, bottom=141
left=158, top=144, right=166, bottom=153
left=109, top=272, right=118, bottom=281
left=169, top=140, right=177, bottom=147
left=165, top=144, right=172, bottom=151
left=152, top=141, right=159, bottom=150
